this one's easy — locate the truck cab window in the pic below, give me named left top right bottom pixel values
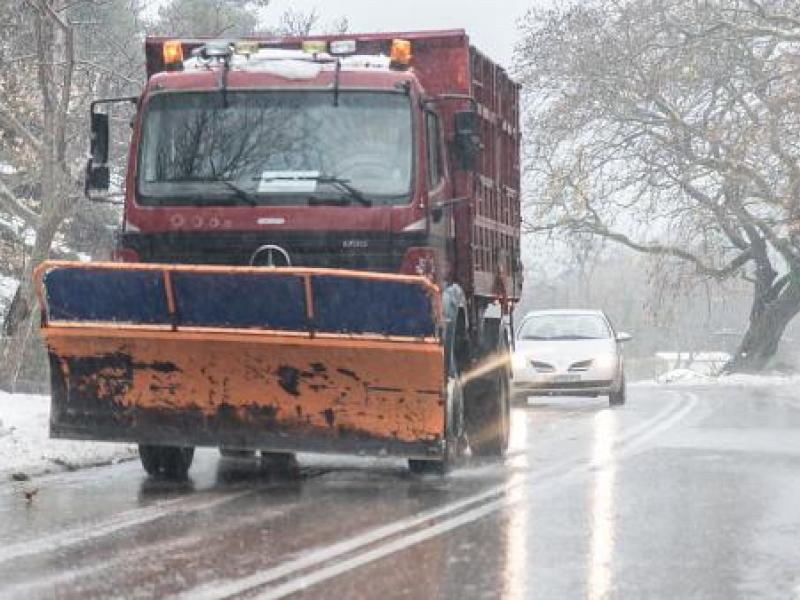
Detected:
left=138, top=91, right=413, bottom=207
left=425, top=111, right=444, bottom=189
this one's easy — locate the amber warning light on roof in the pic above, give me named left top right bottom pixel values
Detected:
left=390, top=39, right=413, bottom=67
left=162, top=40, right=184, bottom=69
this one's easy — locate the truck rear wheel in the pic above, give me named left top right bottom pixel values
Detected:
left=139, top=445, right=194, bottom=480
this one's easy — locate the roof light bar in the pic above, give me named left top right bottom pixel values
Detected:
left=330, top=40, right=357, bottom=55
left=195, top=41, right=233, bottom=61
left=234, top=41, right=259, bottom=57
left=162, top=40, right=184, bottom=70
left=302, top=40, right=327, bottom=55
left=390, top=39, right=412, bottom=69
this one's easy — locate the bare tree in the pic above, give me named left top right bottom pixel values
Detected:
left=153, top=0, right=269, bottom=37
left=276, top=7, right=320, bottom=36
left=517, top=0, right=800, bottom=372
left=0, top=0, right=81, bottom=387
left=0, top=0, right=143, bottom=388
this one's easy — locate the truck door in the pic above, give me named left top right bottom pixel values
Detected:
left=424, top=110, right=454, bottom=281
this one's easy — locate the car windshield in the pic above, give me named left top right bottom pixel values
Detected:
left=137, top=91, right=413, bottom=206
left=518, top=314, right=611, bottom=341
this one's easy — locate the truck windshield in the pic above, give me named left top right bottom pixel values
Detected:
left=137, top=91, right=413, bottom=206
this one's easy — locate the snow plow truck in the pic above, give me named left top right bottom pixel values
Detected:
left=35, top=30, right=522, bottom=478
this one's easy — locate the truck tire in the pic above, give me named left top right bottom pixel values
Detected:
left=466, top=317, right=512, bottom=458
left=609, top=375, right=626, bottom=406
left=220, top=448, right=256, bottom=458
left=260, top=451, right=299, bottom=476
left=408, top=362, right=464, bottom=476
left=139, top=445, right=194, bottom=480
left=467, top=368, right=511, bottom=457
left=408, top=458, right=443, bottom=475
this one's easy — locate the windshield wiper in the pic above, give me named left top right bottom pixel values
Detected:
left=169, top=177, right=258, bottom=206
left=319, top=176, right=373, bottom=207
left=258, top=174, right=373, bottom=207
left=218, top=180, right=258, bottom=206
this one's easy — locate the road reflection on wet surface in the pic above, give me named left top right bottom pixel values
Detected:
left=587, top=409, right=617, bottom=600
left=2, top=384, right=800, bottom=599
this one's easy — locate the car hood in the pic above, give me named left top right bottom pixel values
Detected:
left=514, top=338, right=616, bottom=370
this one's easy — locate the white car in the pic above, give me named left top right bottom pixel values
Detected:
left=512, top=310, right=631, bottom=406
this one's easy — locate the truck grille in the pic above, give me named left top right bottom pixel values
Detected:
left=122, top=232, right=416, bottom=272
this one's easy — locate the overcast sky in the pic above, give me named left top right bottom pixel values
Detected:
left=262, top=0, right=535, bottom=68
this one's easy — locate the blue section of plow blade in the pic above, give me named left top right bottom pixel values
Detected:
left=311, top=275, right=436, bottom=337
left=43, top=266, right=436, bottom=337
left=43, top=267, right=170, bottom=324
left=171, top=271, right=308, bottom=330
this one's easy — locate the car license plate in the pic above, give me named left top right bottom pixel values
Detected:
left=552, top=374, right=581, bottom=383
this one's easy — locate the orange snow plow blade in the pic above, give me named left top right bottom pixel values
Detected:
left=35, top=261, right=446, bottom=459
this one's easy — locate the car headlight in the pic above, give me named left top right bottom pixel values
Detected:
left=593, top=353, right=617, bottom=370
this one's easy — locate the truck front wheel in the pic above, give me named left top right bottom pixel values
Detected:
left=408, top=364, right=464, bottom=476
left=466, top=367, right=511, bottom=457
left=139, top=445, right=195, bottom=480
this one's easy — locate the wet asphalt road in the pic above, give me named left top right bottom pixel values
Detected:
left=1, top=382, right=800, bottom=599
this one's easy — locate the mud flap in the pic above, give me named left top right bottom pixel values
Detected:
left=36, top=262, right=446, bottom=460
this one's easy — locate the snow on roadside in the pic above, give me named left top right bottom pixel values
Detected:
left=635, top=368, right=800, bottom=388
left=655, top=368, right=712, bottom=384
left=0, top=273, right=18, bottom=307
left=0, top=392, right=137, bottom=482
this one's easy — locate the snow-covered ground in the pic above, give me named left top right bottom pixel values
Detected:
left=0, top=392, right=136, bottom=482
left=637, top=368, right=800, bottom=387
left=0, top=273, right=18, bottom=309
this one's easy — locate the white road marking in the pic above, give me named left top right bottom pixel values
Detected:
left=248, top=393, right=700, bottom=600
left=0, top=490, right=253, bottom=565
left=1, top=507, right=286, bottom=598
left=184, top=392, right=698, bottom=600
left=256, top=497, right=510, bottom=600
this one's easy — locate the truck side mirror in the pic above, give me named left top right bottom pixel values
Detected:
left=85, top=112, right=110, bottom=197
left=453, top=110, right=480, bottom=171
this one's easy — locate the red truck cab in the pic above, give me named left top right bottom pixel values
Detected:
left=90, top=30, right=521, bottom=317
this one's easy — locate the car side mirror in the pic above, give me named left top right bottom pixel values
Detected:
left=453, top=109, right=480, bottom=171
left=616, top=332, right=632, bottom=343
left=85, top=112, right=110, bottom=198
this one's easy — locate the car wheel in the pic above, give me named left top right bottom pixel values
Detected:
left=609, top=375, right=626, bottom=406
left=139, top=445, right=195, bottom=479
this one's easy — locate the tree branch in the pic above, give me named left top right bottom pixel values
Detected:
left=0, top=179, right=42, bottom=229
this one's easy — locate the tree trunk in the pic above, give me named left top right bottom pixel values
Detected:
left=0, top=2, right=74, bottom=389
left=0, top=214, right=63, bottom=389
left=725, top=279, right=800, bottom=373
